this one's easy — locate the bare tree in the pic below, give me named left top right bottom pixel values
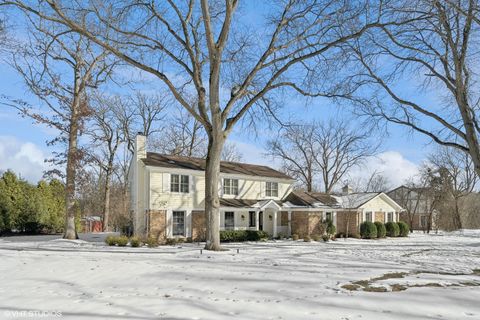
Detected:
left=347, top=0, right=480, bottom=177
left=221, top=142, right=243, bottom=162
left=428, top=146, right=478, bottom=230
left=9, top=11, right=115, bottom=239
left=349, top=169, right=391, bottom=193
left=267, top=119, right=377, bottom=193
left=86, top=93, right=124, bottom=232
left=10, top=0, right=409, bottom=250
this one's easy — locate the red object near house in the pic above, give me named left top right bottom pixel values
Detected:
left=81, top=216, right=103, bottom=233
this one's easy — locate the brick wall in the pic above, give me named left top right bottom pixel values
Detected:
left=147, top=210, right=166, bottom=242
left=291, top=211, right=309, bottom=237
left=192, top=210, right=206, bottom=241
left=280, top=211, right=289, bottom=226
left=375, top=212, right=385, bottom=223
left=309, top=212, right=325, bottom=235
left=336, top=211, right=359, bottom=235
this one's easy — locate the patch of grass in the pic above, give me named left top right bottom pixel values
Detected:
left=352, top=280, right=369, bottom=287
left=391, top=284, right=407, bottom=292
left=472, top=269, right=480, bottom=275
left=341, top=284, right=360, bottom=291
left=372, top=272, right=409, bottom=281
left=363, top=286, right=388, bottom=292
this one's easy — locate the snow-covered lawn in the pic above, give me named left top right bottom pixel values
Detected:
left=0, top=231, right=479, bottom=320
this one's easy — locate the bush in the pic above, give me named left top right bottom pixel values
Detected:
left=292, top=234, right=299, bottom=241
left=326, top=220, right=336, bottom=236
left=385, top=222, right=400, bottom=237
left=145, top=236, right=159, bottom=247
left=374, top=222, right=386, bottom=238
left=303, top=235, right=311, bottom=242
left=130, top=236, right=142, bottom=247
left=398, top=222, right=409, bottom=237
left=219, top=230, right=269, bottom=242
left=360, top=221, right=377, bottom=239
left=116, top=236, right=129, bottom=246
left=312, top=234, right=322, bottom=241
left=105, top=235, right=117, bottom=246
left=322, top=235, right=330, bottom=242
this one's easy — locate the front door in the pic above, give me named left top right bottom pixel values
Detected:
left=259, top=211, right=263, bottom=231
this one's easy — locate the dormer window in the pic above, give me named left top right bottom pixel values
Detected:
left=266, top=182, right=278, bottom=197
left=171, top=174, right=189, bottom=193
left=223, top=178, right=239, bottom=195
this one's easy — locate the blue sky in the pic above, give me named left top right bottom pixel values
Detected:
left=0, top=3, right=436, bottom=186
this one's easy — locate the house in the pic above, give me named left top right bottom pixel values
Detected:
left=129, top=134, right=404, bottom=241
left=387, top=186, right=437, bottom=231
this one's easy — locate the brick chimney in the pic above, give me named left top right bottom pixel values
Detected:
left=342, top=184, right=353, bottom=195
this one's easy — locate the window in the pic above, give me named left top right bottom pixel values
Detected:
left=365, top=211, right=373, bottom=222
left=171, top=174, right=189, bottom=193
left=266, top=182, right=278, bottom=197
left=387, top=212, right=394, bottom=222
left=325, top=212, right=333, bottom=222
left=223, top=178, right=239, bottom=195
left=420, top=215, right=427, bottom=228
left=172, top=211, right=185, bottom=236
left=224, top=212, right=234, bottom=230
left=248, top=211, right=256, bottom=227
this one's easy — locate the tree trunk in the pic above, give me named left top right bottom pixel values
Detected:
left=63, top=115, right=79, bottom=240
left=204, top=130, right=225, bottom=251
left=102, top=163, right=113, bottom=232
left=453, top=198, right=462, bottom=230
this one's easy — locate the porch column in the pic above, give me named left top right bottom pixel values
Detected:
left=273, top=211, right=278, bottom=237
left=255, top=209, right=260, bottom=231
left=288, top=210, right=292, bottom=236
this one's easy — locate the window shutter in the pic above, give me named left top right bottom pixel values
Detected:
left=190, top=175, right=195, bottom=193
left=163, top=173, right=170, bottom=192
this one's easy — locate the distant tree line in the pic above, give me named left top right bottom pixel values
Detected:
left=0, top=170, right=65, bottom=234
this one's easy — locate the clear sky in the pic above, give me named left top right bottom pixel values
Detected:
left=0, top=3, right=437, bottom=188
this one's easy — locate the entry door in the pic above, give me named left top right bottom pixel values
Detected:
left=259, top=211, right=264, bottom=231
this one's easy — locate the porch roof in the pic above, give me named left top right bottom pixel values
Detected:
left=219, top=198, right=283, bottom=209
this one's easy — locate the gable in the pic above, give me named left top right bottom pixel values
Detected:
left=359, top=193, right=403, bottom=212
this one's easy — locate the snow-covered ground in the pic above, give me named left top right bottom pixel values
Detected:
left=0, top=231, right=479, bottom=320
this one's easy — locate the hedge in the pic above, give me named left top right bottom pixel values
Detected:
left=360, top=221, right=377, bottom=239
left=220, top=230, right=269, bottom=242
left=398, top=221, right=410, bottom=237
left=374, top=221, right=386, bottom=238
left=385, top=222, right=400, bottom=237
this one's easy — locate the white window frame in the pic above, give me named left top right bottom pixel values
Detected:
left=365, top=211, right=373, bottom=222
left=170, top=174, right=189, bottom=193
left=172, top=211, right=186, bottom=236
left=223, top=178, right=239, bottom=195
left=266, top=182, right=279, bottom=197
left=325, top=212, right=333, bottom=222
left=387, top=212, right=394, bottom=223
left=224, top=211, right=235, bottom=230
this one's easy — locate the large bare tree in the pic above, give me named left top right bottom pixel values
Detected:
left=267, top=120, right=377, bottom=193
left=347, top=0, right=480, bottom=177
left=8, top=0, right=410, bottom=249
left=9, top=11, right=115, bottom=239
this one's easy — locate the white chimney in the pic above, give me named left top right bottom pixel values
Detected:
left=135, top=133, right=147, bottom=160
left=342, top=184, right=353, bottom=195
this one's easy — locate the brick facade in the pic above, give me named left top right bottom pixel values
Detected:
left=308, top=212, right=325, bottom=235
left=375, top=212, right=385, bottom=223
left=147, top=210, right=167, bottom=242
left=291, top=211, right=326, bottom=237
left=280, top=211, right=289, bottom=226
left=336, top=211, right=359, bottom=235
left=192, top=210, right=206, bottom=241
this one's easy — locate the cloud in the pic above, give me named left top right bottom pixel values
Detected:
left=349, top=151, right=420, bottom=188
left=0, top=136, right=50, bottom=182
left=229, top=140, right=282, bottom=168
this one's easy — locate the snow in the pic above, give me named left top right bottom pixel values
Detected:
left=0, top=231, right=479, bottom=319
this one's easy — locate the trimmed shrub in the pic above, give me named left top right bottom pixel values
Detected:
left=312, top=234, right=322, bottom=241
left=292, top=234, right=299, bottom=241
left=116, top=236, right=129, bottom=247
left=219, top=230, right=269, bottom=242
left=322, top=235, right=329, bottom=242
left=146, top=236, right=159, bottom=248
left=360, top=221, right=377, bottom=239
left=166, top=238, right=178, bottom=245
left=385, top=222, right=400, bottom=237
left=374, top=222, right=386, bottom=238
left=398, top=222, right=409, bottom=237
left=130, top=236, right=142, bottom=247
left=105, top=235, right=117, bottom=246
left=303, top=235, right=311, bottom=242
